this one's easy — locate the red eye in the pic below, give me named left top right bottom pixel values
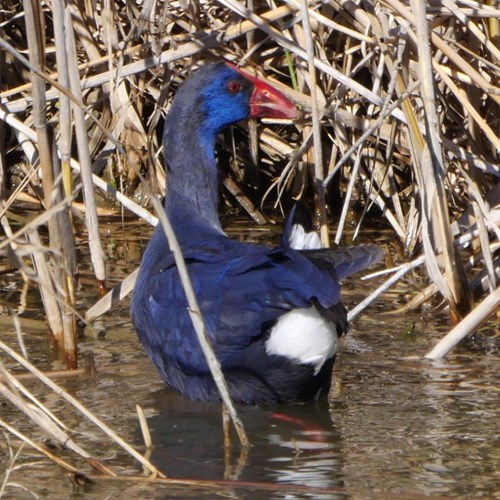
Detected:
left=227, top=80, right=242, bottom=93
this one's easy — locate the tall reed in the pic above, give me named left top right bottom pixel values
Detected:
left=0, top=0, right=498, bottom=361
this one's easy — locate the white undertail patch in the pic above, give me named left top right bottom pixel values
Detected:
left=265, top=307, right=338, bottom=375
left=289, top=224, right=322, bottom=250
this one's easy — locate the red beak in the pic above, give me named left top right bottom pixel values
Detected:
left=227, top=63, right=300, bottom=120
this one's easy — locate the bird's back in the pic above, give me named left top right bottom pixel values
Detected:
left=131, top=221, right=381, bottom=403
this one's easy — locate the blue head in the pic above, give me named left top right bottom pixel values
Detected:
left=164, top=62, right=299, bottom=146
left=162, top=62, right=299, bottom=230
left=198, top=64, right=255, bottom=134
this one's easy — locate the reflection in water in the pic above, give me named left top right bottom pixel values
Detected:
left=329, top=313, right=499, bottom=499
left=1, top=218, right=498, bottom=499
left=419, top=360, right=499, bottom=497
left=147, top=388, right=345, bottom=495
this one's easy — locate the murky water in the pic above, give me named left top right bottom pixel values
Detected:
left=0, top=216, right=498, bottom=499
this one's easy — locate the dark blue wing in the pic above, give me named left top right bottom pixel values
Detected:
left=133, top=230, right=341, bottom=374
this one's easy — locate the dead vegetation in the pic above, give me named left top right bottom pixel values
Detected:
left=0, top=0, right=499, bottom=489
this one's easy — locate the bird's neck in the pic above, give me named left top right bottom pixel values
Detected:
left=163, top=127, right=223, bottom=235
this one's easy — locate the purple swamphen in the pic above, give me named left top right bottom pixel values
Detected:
left=131, top=62, right=383, bottom=404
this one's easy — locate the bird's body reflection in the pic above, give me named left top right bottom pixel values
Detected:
left=144, top=387, right=346, bottom=494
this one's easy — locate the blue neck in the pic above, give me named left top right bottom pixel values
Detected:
left=163, top=127, right=223, bottom=236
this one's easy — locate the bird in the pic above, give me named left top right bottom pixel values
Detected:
left=131, top=61, right=383, bottom=405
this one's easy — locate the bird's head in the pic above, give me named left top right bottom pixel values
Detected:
left=168, top=62, right=299, bottom=136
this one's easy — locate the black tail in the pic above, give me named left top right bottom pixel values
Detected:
left=302, top=245, right=384, bottom=279
left=283, top=203, right=384, bottom=278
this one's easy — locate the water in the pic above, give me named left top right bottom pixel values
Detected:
left=0, top=217, right=498, bottom=499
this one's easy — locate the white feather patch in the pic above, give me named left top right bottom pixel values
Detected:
left=289, top=224, right=322, bottom=250
left=265, top=307, right=338, bottom=375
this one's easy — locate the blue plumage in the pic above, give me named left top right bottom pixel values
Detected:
left=131, top=62, right=383, bottom=404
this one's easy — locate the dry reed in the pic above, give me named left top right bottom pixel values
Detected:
left=0, top=0, right=499, bottom=487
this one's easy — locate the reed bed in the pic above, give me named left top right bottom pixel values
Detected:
left=0, top=0, right=499, bottom=490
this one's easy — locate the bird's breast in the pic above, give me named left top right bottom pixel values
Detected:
left=265, top=306, right=338, bottom=375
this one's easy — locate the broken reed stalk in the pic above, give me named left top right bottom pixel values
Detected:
left=21, top=0, right=52, bottom=208
left=1, top=5, right=298, bottom=116
left=348, top=256, right=426, bottom=322
left=65, top=7, right=106, bottom=287
left=332, top=37, right=409, bottom=244
left=0, top=340, right=164, bottom=478
left=300, top=0, right=329, bottom=247
left=7, top=2, right=78, bottom=366
left=411, top=0, right=473, bottom=322
left=217, top=0, right=384, bottom=107
left=0, top=436, right=34, bottom=499
left=51, top=0, right=79, bottom=366
left=0, top=362, right=115, bottom=476
left=151, top=197, right=250, bottom=448
left=0, top=417, right=83, bottom=476
left=0, top=0, right=499, bottom=466
left=62, top=102, right=250, bottom=446
left=0, top=98, right=158, bottom=227
left=22, top=0, right=69, bottom=352
left=425, top=287, right=500, bottom=360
